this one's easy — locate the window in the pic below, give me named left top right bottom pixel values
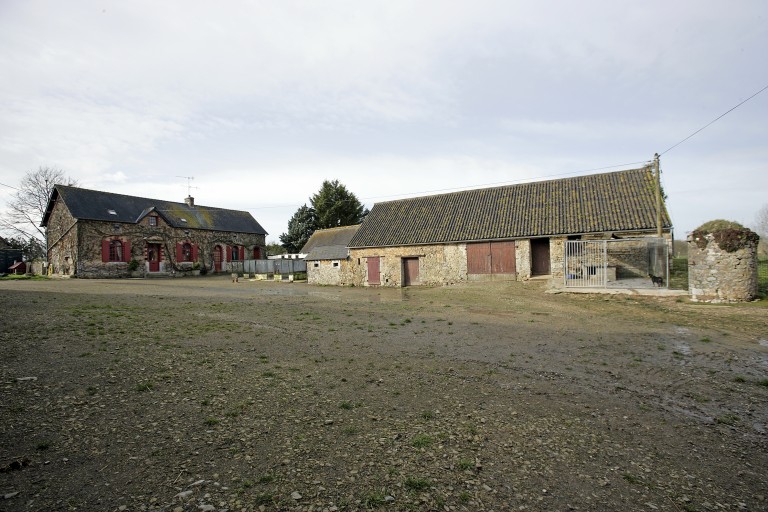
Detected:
left=148, top=216, right=158, bottom=226
left=313, top=262, right=319, bottom=268
left=332, top=260, right=340, bottom=268
left=109, top=240, right=123, bottom=262
left=181, top=243, right=192, bottom=262
left=231, top=246, right=240, bottom=261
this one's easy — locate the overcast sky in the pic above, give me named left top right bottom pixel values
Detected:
left=1, top=1, right=766, bottom=243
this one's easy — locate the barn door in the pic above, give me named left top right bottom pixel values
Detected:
left=531, top=238, right=551, bottom=275
left=366, top=256, right=380, bottom=285
left=490, top=241, right=516, bottom=274
left=468, top=241, right=516, bottom=275
left=402, top=257, right=419, bottom=286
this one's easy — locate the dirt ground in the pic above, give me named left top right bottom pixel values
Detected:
left=1, top=276, right=767, bottom=512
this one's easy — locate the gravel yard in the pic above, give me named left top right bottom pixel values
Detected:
left=1, top=277, right=767, bottom=511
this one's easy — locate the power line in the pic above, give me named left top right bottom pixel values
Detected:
left=660, top=83, right=768, bottom=155
left=0, top=181, right=20, bottom=191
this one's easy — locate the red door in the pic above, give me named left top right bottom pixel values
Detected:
left=214, top=246, right=223, bottom=273
left=402, top=257, right=419, bottom=286
left=366, top=257, right=380, bottom=285
left=147, top=243, right=161, bottom=272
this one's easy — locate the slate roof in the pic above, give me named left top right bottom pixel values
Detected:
left=301, top=225, right=360, bottom=261
left=349, top=167, right=671, bottom=248
left=41, top=185, right=268, bottom=235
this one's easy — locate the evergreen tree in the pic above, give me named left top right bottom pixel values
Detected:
left=279, top=204, right=317, bottom=253
left=279, top=180, right=367, bottom=252
left=310, top=180, right=367, bottom=229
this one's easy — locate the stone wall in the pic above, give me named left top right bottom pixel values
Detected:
left=688, top=232, right=759, bottom=302
left=307, top=258, right=358, bottom=286
left=349, top=240, right=533, bottom=287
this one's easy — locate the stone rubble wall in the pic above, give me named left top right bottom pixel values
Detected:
left=688, top=233, right=758, bottom=302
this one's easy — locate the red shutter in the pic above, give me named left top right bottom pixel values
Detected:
left=192, top=244, right=198, bottom=262
left=253, top=247, right=261, bottom=259
left=226, top=246, right=232, bottom=261
left=239, top=246, right=245, bottom=260
left=123, top=240, right=131, bottom=262
left=176, top=243, right=182, bottom=262
left=102, top=239, right=110, bottom=262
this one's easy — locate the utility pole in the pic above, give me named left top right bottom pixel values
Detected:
left=654, top=153, right=662, bottom=238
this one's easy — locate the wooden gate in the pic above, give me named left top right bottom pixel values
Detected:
left=402, top=257, right=419, bottom=286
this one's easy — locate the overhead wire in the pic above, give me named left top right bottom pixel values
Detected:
left=660, top=83, right=768, bottom=155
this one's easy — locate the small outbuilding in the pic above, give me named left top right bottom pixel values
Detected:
left=302, top=225, right=361, bottom=286
left=8, top=261, right=27, bottom=275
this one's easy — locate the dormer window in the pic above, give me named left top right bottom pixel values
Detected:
left=148, top=216, right=158, bottom=227
left=107, top=209, right=117, bottom=216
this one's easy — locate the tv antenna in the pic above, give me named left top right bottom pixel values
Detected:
left=176, top=176, right=198, bottom=196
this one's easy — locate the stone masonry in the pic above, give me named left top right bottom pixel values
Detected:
left=688, top=232, right=759, bottom=302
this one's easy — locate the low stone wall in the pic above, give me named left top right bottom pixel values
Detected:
left=688, top=232, right=758, bottom=302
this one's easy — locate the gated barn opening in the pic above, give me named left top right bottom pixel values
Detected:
left=564, top=238, right=668, bottom=289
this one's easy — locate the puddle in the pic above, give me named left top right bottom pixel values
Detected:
left=758, top=339, right=768, bottom=348
left=675, top=326, right=690, bottom=336
left=673, top=343, right=691, bottom=355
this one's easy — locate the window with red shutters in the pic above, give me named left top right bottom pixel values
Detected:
left=109, top=239, right=123, bottom=261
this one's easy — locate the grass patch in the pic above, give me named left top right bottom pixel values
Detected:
left=135, top=382, right=154, bottom=392
left=456, top=459, right=474, bottom=471
left=404, top=476, right=431, bottom=491
left=715, top=413, right=739, bottom=425
left=411, top=434, right=434, bottom=448
left=362, top=489, right=388, bottom=507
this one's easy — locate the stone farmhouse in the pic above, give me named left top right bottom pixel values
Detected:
left=42, top=185, right=267, bottom=278
left=344, top=167, right=672, bottom=287
left=301, top=225, right=360, bottom=286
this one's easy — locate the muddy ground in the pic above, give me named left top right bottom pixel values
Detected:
left=0, top=277, right=767, bottom=512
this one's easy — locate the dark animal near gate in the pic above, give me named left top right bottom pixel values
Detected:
left=649, top=274, right=664, bottom=287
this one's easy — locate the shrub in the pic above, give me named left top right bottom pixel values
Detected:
left=691, top=220, right=759, bottom=252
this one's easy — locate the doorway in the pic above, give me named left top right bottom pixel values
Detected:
left=530, top=238, right=551, bottom=276
left=402, top=257, right=420, bottom=286
left=147, top=243, right=161, bottom=272
left=213, top=245, right=223, bottom=273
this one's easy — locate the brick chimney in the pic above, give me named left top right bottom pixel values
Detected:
left=185, top=196, right=195, bottom=207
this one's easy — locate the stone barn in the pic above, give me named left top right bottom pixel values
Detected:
left=346, top=167, right=672, bottom=287
left=42, top=185, right=268, bottom=278
left=302, top=225, right=361, bottom=286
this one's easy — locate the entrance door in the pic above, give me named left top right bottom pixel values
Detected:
left=147, top=243, right=161, bottom=272
left=402, top=257, right=419, bottom=286
left=213, top=245, right=223, bottom=273
left=366, top=256, right=380, bottom=285
left=531, top=238, right=551, bottom=275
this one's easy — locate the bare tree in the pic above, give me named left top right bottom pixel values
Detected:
left=2, top=166, right=77, bottom=242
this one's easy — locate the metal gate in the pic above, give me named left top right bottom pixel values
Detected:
left=564, top=240, right=607, bottom=287
left=564, top=238, right=669, bottom=289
